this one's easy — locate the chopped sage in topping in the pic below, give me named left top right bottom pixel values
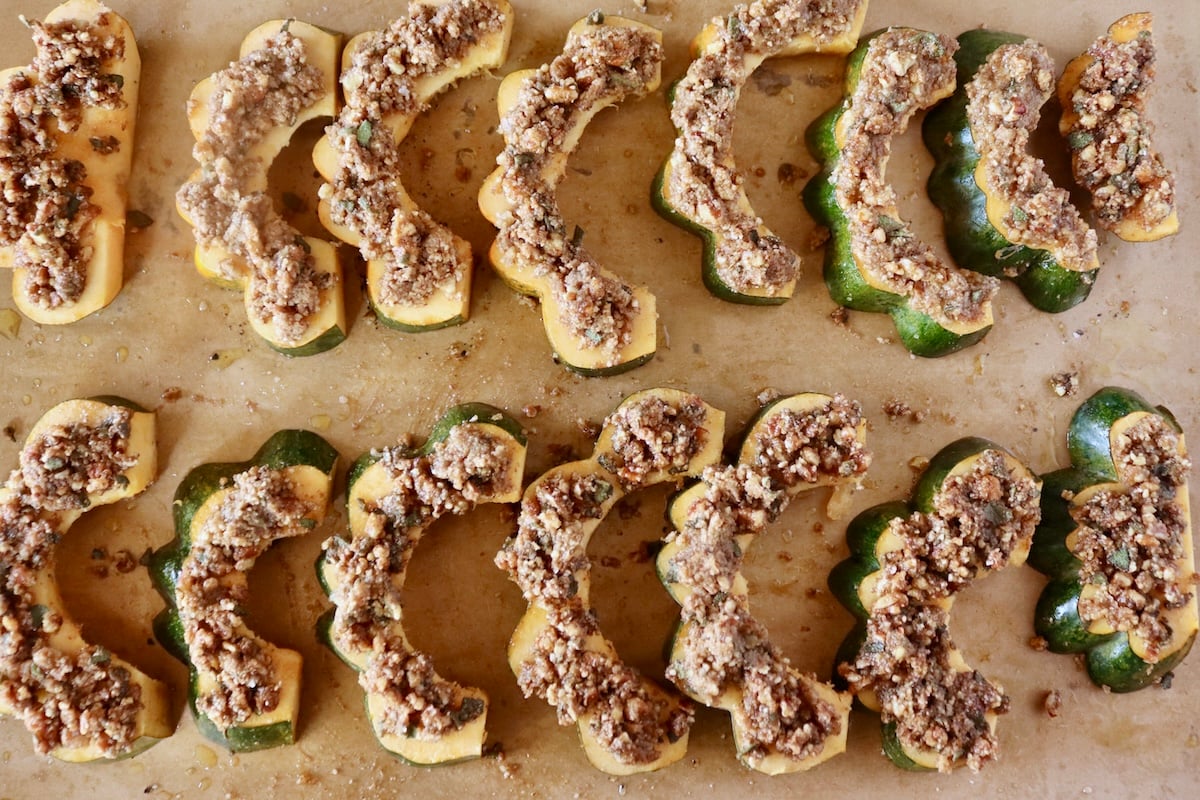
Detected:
left=356, top=120, right=373, bottom=147
left=1107, top=546, right=1132, bottom=571
left=586, top=9, right=605, bottom=25
left=571, top=225, right=585, bottom=250
left=592, top=479, right=613, bottom=504
left=1011, top=206, right=1028, bottom=224
left=91, top=647, right=112, bottom=666
left=299, top=518, right=317, bottom=529
left=1067, top=130, right=1094, bottom=150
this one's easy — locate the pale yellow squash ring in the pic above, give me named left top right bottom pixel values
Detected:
left=0, top=0, right=140, bottom=324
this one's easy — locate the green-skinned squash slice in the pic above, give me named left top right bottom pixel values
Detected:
left=316, top=403, right=526, bottom=765
left=496, top=388, right=725, bottom=774
left=149, top=430, right=338, bottom=752
left=313, top=0, right=514, bottom=332
left=829, top=437, right=1042, bottom=771
left=0, top=397, right=168, bottom=762
left=1058, top=14, right=1178, bottom=242
left=478, top=14, right=662, bottom=376
left=1030, top=387, right=1196, bottom=692
left=923, top=30, right=1099, bottom=312
left=0, top=0, right=141, bottom=324
left=652, top=1, right=869, bottom=304
left=657, top=393, right=869, bottom=774
left=804, top=29, right=999, bottom=357
left=176, top=20, right=347, bottom=356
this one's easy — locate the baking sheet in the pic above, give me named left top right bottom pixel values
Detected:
left=1, top=0, right=1197, bottom=797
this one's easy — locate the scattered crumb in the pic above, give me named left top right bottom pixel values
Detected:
left=1029, top=636, right=1049, bottom=652
left=808, top=225, right=831, bottom=251
left=1159, top=671, right=1174, bottom=690
left=883, top=399, right=927, bottom=423
left=522, top=404, right=542, bottom=419
left=161, top=387, right=183, bottom=403
left=448, top=341, right=471, bottom=361
left=3, top=424, right=16, bottom=442
left=1050, top=372, right=1079, bottom=397
left=599, top=555, right=621, bottom=569
left=777, top=162, right=806, bottom=185
left=829, top=306, right=849, bottom=327
left=576, top=418, right=600, bottom=440
left=1043, top=689, right=1062, bottom=718
left=907, top=456, right=930, bottom=472
left=755, top=387, right=782, bottom=407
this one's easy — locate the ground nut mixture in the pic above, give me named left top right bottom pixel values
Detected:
left=0, top=8, right=127, bottom=308
left=493, top=19, right=662, bottom=362
left=324, top=425, right=518, bottom=739
left=497, top=393, right=715, bottom=765
left=967, top=42, right=1097, bottom=272
left=664, top=0, right=864, bottom=295
left=175, top=29, right=331, bottom=345
left=1064, top=22, right=1175, bottom=233
left=663, top=395, right=869, bottom=764
left=834, top=30, right=998, bottom=327
left=597, top=394, right=709, bottom=487
left=177, top=466, right=314, bottom=730
left=323, top=1, right=507, bottom=307
left=1072, top=415, right=1193, bottom=661
left=0, top=411, right=143, bottom=756
left=841, top=449, right=1041, bottom=771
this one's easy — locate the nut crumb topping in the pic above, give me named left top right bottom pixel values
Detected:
left=1065, top=20, right=1175, bottom=234
left=325, top=424, right=517, bottom=739
left=834, top=29, right=998, bottom=328
left=664, top=1, right=864, bottom=295
left=323, top=1, right=508, bottom=307
left=968, top=41, right=1097, bottom=272
left=664, top=395, right=869, bottom=764
left=1072, top=415, right=1192, bottom=660
left=178, top=465, right=315, bottom=730
left=1, top=407, right=142, bottom=757
left=494, top=22, right=662, bottom=363
left=175, top=29, right=331, bottom=345
left=842, top=448, right=1041, bottom=771
left=598, top=394, right=708, bottom=487
left=0, top=7, right=127, bottom=308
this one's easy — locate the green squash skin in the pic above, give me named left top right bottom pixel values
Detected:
left=922, top=30, right=1096, bottom=313
left=1031, top=387, right=1194, bottom=692
left=371, top=307, right=466, bottom=334
left=828, top=438, right=1012, bottom=770
left=149, top=430, right=339, bottom=752
left=316, top=404, right=526, bottom=765
left=270, top=324, right=347, bottom=358
left=557, top=350, right=656, bottom=379
left=803, top=31, right=992, bottom=357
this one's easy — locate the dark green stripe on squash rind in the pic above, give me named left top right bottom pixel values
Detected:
left=828, top=438, right=1008, bottom=770
left=803, top=31, right=990, bottom=357
left=922, top=29, right=1096, bottom=313
left=316, top=403, right=525, bottom=766
left=269, top=323, right=347, bottom=358
left=149, top=429, right=339, bottom=751
left=1031, top=386, right=1194, bottom=692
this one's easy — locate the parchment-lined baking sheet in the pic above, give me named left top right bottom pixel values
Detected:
left=1, top=1, right=1197, bottom=797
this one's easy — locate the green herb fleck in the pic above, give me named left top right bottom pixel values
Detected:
left=1067, top=130, right=1094, bottom=150
left=43, top=456, right=65, bottom=471
left=727, top=14, right=744, bottom=39
left=451, top=697, right=486, bottom=727
left=587, top=9, right=605, bottom=25
left=1010, top=206, right=1028, bottom=225
left=512, top=151, right=535, bottom=167
left=105, top=73, right=125, bottom=89
left=299, top=518, right=317, bottom=529
left=571, top=225, right=585, bottom=250
left=91, top=647, right=111, bottom=666
left=592, top=479, right=614, bottom=505
left=356, top=120, right=373, bottom=147
left=30, top=604, right=50, bottom=629
left=1107, top=546, right=1132, bottom=571
left=863, top=639, right=885, bottom=655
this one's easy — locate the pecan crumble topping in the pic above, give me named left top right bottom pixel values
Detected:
left=664, top=395, right=869, bottom=764
left=175, top=29, right=332, bottom=345
left=664, top=1, right=865, bottom=295
left=1064, top=18, right=1176, bottom=235
left=492, top=21, right=662, bottom=363
left=0, top=7, right=127, bottom=307
left=322, top=1, right=507, bottom=308
left=177, top=465, right=315, bottom=729
left=324, top=424, right=518, bottom=739
left=1072, top=415, right=1192, bottom=660
left=496, top=392, right=711, bottom=766
left=1, top=408, right=143, bottom=756
left=967, top=41, right=1097, bottom=272
left=834, top=29, right=998, bottom=328
left=841, top=449, right=1041, bottom=771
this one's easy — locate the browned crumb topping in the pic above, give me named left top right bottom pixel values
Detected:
left=175, top=30, right=331, bottom=345
left=0, top=9, right=127, bottom=307
left=842, top=449, right=1041, bottom=771
left=324, top=425, right=517, bottom=738
left=1066, top=22, right=1175, bottom=233
left=177, top=465, right=315, bottom=730
left=0, top=408, right=142, bottom=757
left=665, top=1, right=864, bottom=294
left=663, top=395, right=870, bottom=762
left=1051, top=371, right=1080, bottom=397
left=516, top=603, right=691, bottom=765
left=1072, top=415, right=1192, bottom=660
left=967, top=42, right=1097, bottom=271
left=1043, top=688, right=1062, bottom=718
left=324, top=1, right=507, bottom=307
left=835, top=30, right=998, bottom=327
left=598, top=394, right=708, bottom=487
left=494, top=21, right=662, bottom=362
